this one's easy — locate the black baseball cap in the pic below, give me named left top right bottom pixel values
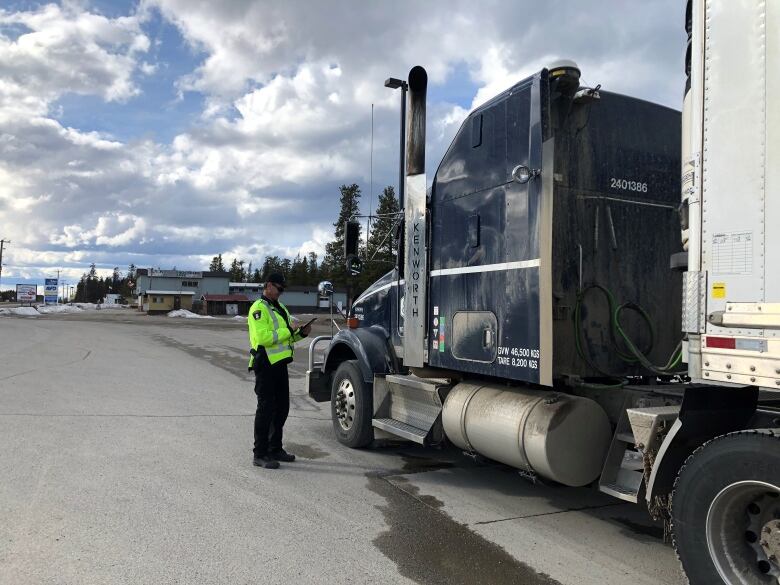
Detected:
left=266, top=273, right=287, bottom=288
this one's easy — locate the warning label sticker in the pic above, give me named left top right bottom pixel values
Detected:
left=711, top=282, right=726, bottom=299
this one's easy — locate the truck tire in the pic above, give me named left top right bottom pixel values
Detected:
left=672, top=430, right=780, bottom=585
left=331, top=360, right=373, bottom=448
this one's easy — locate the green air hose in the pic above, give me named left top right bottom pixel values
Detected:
left=574, top=284, right=683, bottom=380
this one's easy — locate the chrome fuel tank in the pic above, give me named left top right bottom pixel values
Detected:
left=442, top=383, right=612, bottom=487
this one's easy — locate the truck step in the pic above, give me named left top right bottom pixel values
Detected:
left=373, top=374, right=448, bottom=434
left=373, top=417, right=429, bottom=444
left=599, top=481, right=640, bottom=502
left=598, top=398, right=663, bottom=504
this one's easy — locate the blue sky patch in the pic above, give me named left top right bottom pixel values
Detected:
left=428, top=61, right=479, bottom=110
left=53, top=5, right=207, bottom=143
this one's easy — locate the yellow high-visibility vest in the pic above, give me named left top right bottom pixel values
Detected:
left=247, top=298, right=304, bottom=368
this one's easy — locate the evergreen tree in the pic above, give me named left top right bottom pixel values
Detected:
left=288, top=254, right=309, bottom=286
left=83, top=264, right=101, bottom=302
left=209, top=254, right=226, bottom=272
left=228, top=258, right=246, bottom=282
left=322, top=183, right=361, bottom=286
left=260, top=256, right=284, bottom=280
left=307, top=252, right=319, bottom=285
left=362, top=185, right=401, bottom=286
left=76, top=274, right=87, bottom=302
left=119, top=264, right=137, bottom=298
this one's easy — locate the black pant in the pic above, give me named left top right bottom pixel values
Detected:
left=253, top=362, right=290, bottom=456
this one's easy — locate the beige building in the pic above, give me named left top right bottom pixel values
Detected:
left=139, top=290, right=195, bottom=314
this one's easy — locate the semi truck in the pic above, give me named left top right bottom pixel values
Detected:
left=306, top=2, right=780, bottom=583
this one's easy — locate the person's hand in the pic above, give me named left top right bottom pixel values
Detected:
left=301, top=324, right=312, bottom=336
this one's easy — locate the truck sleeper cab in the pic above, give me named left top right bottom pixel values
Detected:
left=309, top=60, right=685, bottom=484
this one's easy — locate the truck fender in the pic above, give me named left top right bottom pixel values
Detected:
left=646, top=385, right=758, bottom=503
left=322, top=326, right=394, bottom=385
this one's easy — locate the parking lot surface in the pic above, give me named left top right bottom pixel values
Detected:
left=0, top=312, right=687, bottom=584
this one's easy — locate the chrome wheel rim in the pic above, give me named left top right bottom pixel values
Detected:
left=706, top=480, right=780, bottom=584
left=334, top=379, right=356, bottom=431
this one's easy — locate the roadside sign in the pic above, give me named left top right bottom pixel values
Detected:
left=16, top=284, right=36, bottom=303
left=44, top=278, right=58, bottom=304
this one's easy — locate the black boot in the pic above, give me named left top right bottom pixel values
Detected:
left=253, top=454, right=280, bottom=469
left=270, top=448, right=295, bottom=462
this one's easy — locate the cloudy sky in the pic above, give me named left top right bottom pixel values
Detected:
left=0, top=0, right=685, bottom=288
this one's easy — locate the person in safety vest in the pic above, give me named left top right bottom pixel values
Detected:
left=247, top=272, right=311, bottom=469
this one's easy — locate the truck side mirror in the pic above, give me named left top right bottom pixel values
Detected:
left=344, top=221, right=360, bottom=257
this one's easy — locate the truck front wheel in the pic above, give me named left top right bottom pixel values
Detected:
left=330, top=360, right=374, bottom=448
left=672, top=430, right=780, bottom=584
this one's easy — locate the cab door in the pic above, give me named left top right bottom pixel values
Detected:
left=426, top=73, right=547, bottom=383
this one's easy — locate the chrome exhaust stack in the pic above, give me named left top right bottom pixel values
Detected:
left=402, top=66, right=428, bottom=368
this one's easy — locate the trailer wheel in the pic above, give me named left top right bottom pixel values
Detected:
left=331, top=360, right=373, bottom=448
left=672, top=430, right=780, bottom=585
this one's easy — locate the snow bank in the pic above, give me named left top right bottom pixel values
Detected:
left=0, top=307, right=40, bottom=317
left=36, top=304, right=84, bottom=314
left=167, top=309, right=213, bottom=319
left=232, top=315, right=247, bottom=321
left=0, top=303, right=128, bottom=317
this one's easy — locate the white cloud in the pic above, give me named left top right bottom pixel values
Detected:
left=0, top=0, right=686, bottom=284
left=0, top=2, right=150, bottom=116
left=296, top=226, right=332, bottom=259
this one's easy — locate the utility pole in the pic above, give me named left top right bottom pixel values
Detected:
left=0, top=239, right=8, bottom=301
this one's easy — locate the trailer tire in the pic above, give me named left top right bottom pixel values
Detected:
left=331, top=360, right=374, bottom=448
left=671, top=430, right=780, bottom=585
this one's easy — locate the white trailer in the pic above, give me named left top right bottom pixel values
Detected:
left=670, top=1, right=780, bottom=582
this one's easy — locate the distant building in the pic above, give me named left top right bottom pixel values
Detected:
left=135, top=269, right=230, bottom=309
left=229, top=282, right=263, bottom=301
left=201, top=294, right=251, bottom=316
left=134, top=271, right=347, bottom=315
left=281, top=286, right=347, bottom=313
left=138, top=290, right=196, bottom=314
left=102, top=293, right=124, bottom=306
left=227, top=282, right=346, bottom=312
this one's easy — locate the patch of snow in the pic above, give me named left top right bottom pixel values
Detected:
left=167, top=309, right=213, bottom=319
left=0, top=307, right=40, bottom=317
left=36, top=304, right=84, bottom=314
left=232, top=315, right=247, bottom=321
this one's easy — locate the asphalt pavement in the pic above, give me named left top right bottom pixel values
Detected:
left=0, top=311, right=688, bottom=585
